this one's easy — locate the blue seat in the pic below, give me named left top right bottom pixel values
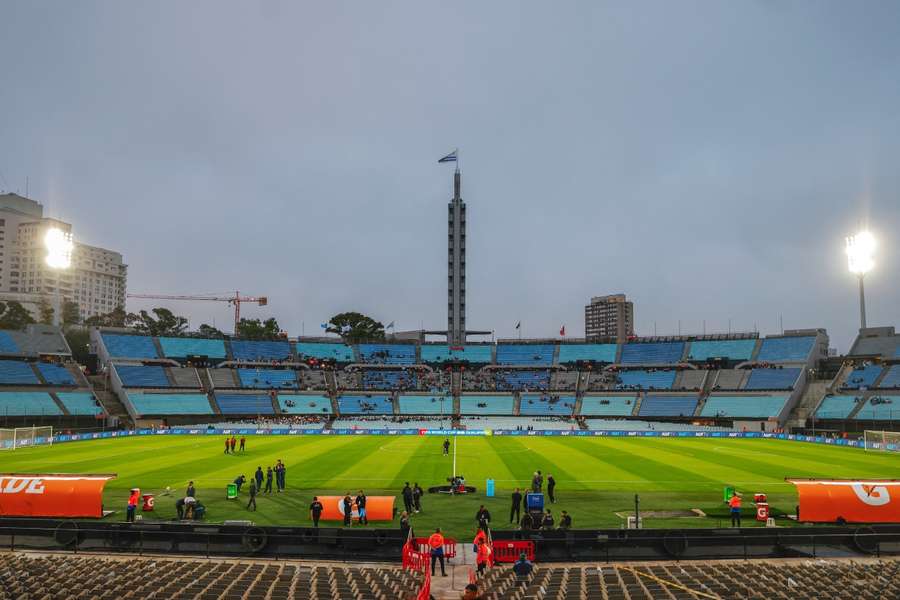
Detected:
left=215, top=393, right=275, bottom=415
left=854, top=395, right=900, bottom=420
left=459, top=395, right=515, bottom=415
left=519, top=395, right=575, bottom=415
left=0, top=332, right=19, bottom=353
left=700, top=395, right=787, bottom=418
left=57, top=392, right=102, bottom=416
left=744, top=368, right=800, bottom=390
left=688, top=340, right=756, bottom=362
left=815, top=395, right=862, bottom=419
left=615, top=370, right=676, bottom=390
left=37, top=363, right=75, bottom=385
left=337, top=395, right=394, bottom=414
left=756, top=336, right=815, bottom=362
left=358, top=344, right=417, bottom=365
left=296, top=342, right=354, bottom=362
left=115, top=365, right=170, bottom=388
left=158, top=337, right=227, bottom=359
left=128, top=393, right=212, bottom=415
left=279, top=395, right=333, bottom=414
left=398, top=395, right=453, bottom=415
left=842, top=364, right=883, bottom=390
left=0, top=361, right=39, bottom=385
left=420, top=345, right=492, bottom=363
left=879, top=366, right=900, bottom=389
left=557, top=344, right=617, bottom=364
left=0, top=392, right=61, bottom=415
left=362, top=370, right=417, bottom=390
left=495, top=370, right=550, bottom=391
left=230, top=340, right=292, bottom=361
left=620, top=342, right=685, bottom=365
left=101, top=334, right=158, bottom=359
left=638, top=395, right=698, bottom=417
left=579, top=396, right=636, bottom=416
left=496, top=345, right=555, bottom=366
left=238, top=368, right=298, bottom=389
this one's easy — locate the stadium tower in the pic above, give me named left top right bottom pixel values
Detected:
left=447, top=167, right=465, bottom=344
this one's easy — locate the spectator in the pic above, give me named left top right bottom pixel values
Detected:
left=399, top=510, right=412, bottom=539
left=520, top=512, right=534, bottom=531
left=730, top=492, right=742, bottom=527
left=541, top=510, right=554, bottom=530
left=185, top=481, right=195, bottom=498
left=265, top=467, right=273, bottom=493
left=233, top=474, right=246, bottom=493
left=254, top=467, right=264, bottom=491
left=309, top=496, right=323, bottom=528
left=510, top=487, right=522, bottom=524
left=512, top=552, right=534, bottom=585
left=342, top=493, right=353, bottom=527
left=356, top=490, right=368, bottom=526
left=246, top=480, right=257, bottom=511
left=126, top=488, right=139, bottom=522
left=475, top=539, right=492, bottom=576
left=462, top=583, right=485, bottom=600
left=547, top=474, right=556, bottom=503
left=476, top=505, right=491, bottom=532
left=428, top=528, right=447, bottom=577
left=402, top=482, right=414, bottom=514
left=558, top=510, right=572, bottom=530
left=413, top=482, right=424, bottom=513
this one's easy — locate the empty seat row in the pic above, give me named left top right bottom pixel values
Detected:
left=520, top=394, right=575, bottom=415
left=337, top=394, right=394, bottom=414
left=420, top=344, right=492, bottom=363
left=700, top=395, right=787, bottom=418
left=638, top=395, right=698, bottom=417
left=459, top=394, right=515, bottom=415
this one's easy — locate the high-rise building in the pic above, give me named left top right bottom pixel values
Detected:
left=0, top=193, right=127, bottom=321
left=447, top=169, right=466, bottom=344
left=585, top=293, right=634, bottom=341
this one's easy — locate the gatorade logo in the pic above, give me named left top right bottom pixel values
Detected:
left=851, top=484, right=891, bottom=506
left=145, top=496, right=155, bottom=508
left=0, top=477, right=45, bottom=494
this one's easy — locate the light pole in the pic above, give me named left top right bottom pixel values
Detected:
left=845, top=231, right=875, bottom=330
left=44, top=227, right=73, bottom=327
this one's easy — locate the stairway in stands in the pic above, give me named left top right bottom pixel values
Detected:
left=87, top=374, right=132, bottom=424
left=786, top=380, right=829, bottom=428
left=196, top=369, right=222, bottom=415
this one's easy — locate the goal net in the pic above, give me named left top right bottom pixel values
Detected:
left=0, top=426, right=54, bottom=450
left=863, top=430, right=900, bottom=452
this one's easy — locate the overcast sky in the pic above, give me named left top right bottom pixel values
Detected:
left=1, top=1, right=898, bottom=351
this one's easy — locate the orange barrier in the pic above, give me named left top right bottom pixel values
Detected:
left=316, top=495, right=395, bottom=521
left=492, top=540, right=535, bottom=563
left=787, top=479, right=900, bottom=523
left=414, top=536, right=457, bottom=559
left=0, top=473, right=115, bottom=518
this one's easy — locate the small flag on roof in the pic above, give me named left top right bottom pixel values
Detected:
left=438, top=150, right=458, bottom=163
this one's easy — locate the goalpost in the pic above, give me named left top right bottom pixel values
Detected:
left=0, top=426, right=54, bottom=450
left=863, top=430, right=900, bottom=452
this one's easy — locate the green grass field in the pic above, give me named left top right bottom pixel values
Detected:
left=5, top=435, right=897, bottom=539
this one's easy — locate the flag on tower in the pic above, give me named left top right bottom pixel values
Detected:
left=438, top=150, right=458, bottom=163
left=560, top=325, right=566, bottom=336
left=515, top=321, right=521, bottom=330
left=386, top=321, right=395, bottom=330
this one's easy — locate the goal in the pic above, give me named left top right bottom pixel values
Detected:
left=863, top=430, right=900, bottom=452
left=0, top=426, right=54, bottom=450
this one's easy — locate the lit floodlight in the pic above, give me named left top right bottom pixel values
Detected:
left=44, top=227, right=73, bottom=270
left=845, top=230, right=876, bottom=276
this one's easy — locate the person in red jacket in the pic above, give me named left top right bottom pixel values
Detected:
left=126, top=488, right=140, bottom=522
left=476, top=539, right=492, bottom=575
left=729, top=492, right=742, bottom=527
left=428, top=528, right=447, bottom=577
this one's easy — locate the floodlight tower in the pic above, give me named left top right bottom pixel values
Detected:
left=845, top=230, right=876, bottom=330
left=44, top=227, right=73, bottom=327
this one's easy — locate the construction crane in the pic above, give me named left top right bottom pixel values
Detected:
left=126, top=291, right=268, bottom=333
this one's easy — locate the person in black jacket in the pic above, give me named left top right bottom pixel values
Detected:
left=547, top=474, right=556, bottom=503
left=355, top=490, right=368, bottom=525
left=254, top=467, right=264, bottom=491
left=476, top=505, right=491, bottom=532
left=399, top=510, right=412, bottom=539
left=413, top=482, right=424, bottom=513
left=246, top=480, right=257, bottom=511
left=558, top=510, right=572, bottom=529
left=309, top=496, right=324, bottom=527
left=185, top=481, right=195, bottom=498
left=402, top=482, right=414, bottom=513
left=264, top=467, right=274, bottom=493
left=342, top=493, right=353, bottom=527
left=510, top=487, right=522, bottom=524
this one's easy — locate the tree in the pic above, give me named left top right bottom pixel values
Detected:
left=129, top=308, right=189, bottom=337
left=83, top=306, right=128, bottom=328
left=198, top=323, right=225, bottom=338
left=61, top=299, right=81, bottom=327
left=235, top=317, right=281, bottom=340
left=326, top=312, right=384, bottom=343
left=37, top=296, right=54, bottom=325
left=0, top=301, right=36, bottom=330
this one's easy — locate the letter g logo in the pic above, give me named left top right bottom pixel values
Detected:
left=851, top=484, right=891, bottom=506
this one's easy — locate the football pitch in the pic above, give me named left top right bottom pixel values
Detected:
left=4, top=435, right=897, bottom=539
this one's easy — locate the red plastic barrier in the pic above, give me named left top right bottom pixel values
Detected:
left=414, top=536, right=457, bottom=559
left=492, top=540, right=535, bottom=563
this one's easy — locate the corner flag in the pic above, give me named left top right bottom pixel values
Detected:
left=438, top=150, right=458, bottom=163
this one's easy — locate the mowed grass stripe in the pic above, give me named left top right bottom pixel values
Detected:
left=517, top=437, right=642, bottom=492
left=478, top=437, right=546, bottom=491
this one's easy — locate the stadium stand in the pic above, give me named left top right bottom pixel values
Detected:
left=208, top=368, right=239, bottom=388
left=700, top=395, right=788, bottom=418
left=336, top=394, right=394, bottom=414
left=420, top=344, right=492, bottom=363
left=459, top=394, right=515, bottom=415
left=398, top=394, right=452, bottom=415
left=557, top=343, right=617, bottom=364
left=619, top=341, right=684, bottom=365
left=673, top=369, right=706, bottom=390
left=687, top=338, right=757, bottom=361
left=614, top=369, right=676, bottom=390
left=879, top=365, right=900, bottom=388
left=295, top=341, right=354, bottom=362
left=814, top=395, right=863, bottom=420
left=215, top=393, right=275, bottom=415
left=519, top=394, right=575, bottom=415
left=849, top=327, right=900, bottom=357
left=637, top=395, right=698, bottom=417
left=0, top=330, right=17, bottom=353
left=579, top=395, right=636, bottom=416
left=230, top=339, right=292, bottom=361
left=495, top=369, right=550, bottom=391
left=238, top=368, right=298, bottom=389
left=0, top=391, right=62, bottom=415
left=459, top=416, right=577, bottom=430
left=333, top=416, right=450, bottom=429
left=159, top=336, right=227, bottom=360
left=461, top=369, right=495, bottom=391
left=170, top=367, right=201, bottom=388
left=114, top=364, right=170, bottom=388
left=756, top=335, right=815, bottom=362
left=496, top=344, right=555, bottom=366
left=362, top=369, right=417, bottom=390
left=358, top=343, right=416, bottom=365
left=35, top=362, right=76, bottom=385
left=334, top=370, right=361, bottom=390
left=56, top=391, right=102, bottom=415
left=842, top=363, right=883, bottom=389
left=744, top=367, right=801, bottom=390
left=710, top=369, right=747, bottom=390
left=278, top=394, right=333, bottom=414
left=549, top=370, right=579, bottom=391
left=101, top=333, right=158, bottom=359
left=127, top=392, right=213, bottom=416
left=0, top=360, right=39, bottom=385
left=854, top=395, right=899, bottom=420
left=298, top=369, right=327, bottom=390
left=4, top=325, right=70, bottom=355
left=583, top=418, right=730, bottom=431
